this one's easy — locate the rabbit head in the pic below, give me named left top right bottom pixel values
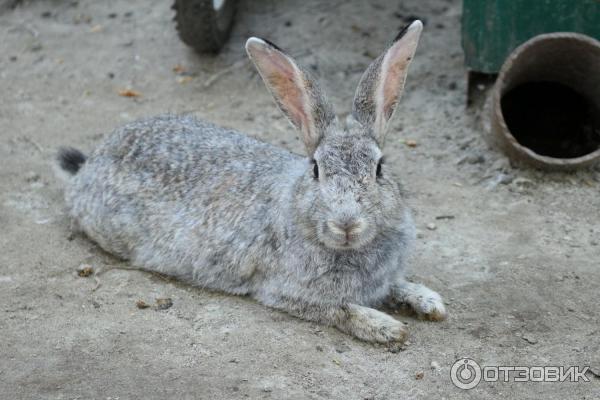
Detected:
left=246, top=21, right=422, bottom=250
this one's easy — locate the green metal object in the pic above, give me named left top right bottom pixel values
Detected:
left=462, top=0, right=600, bottom=74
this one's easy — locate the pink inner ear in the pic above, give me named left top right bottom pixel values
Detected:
left=381, top=45, right=411, bottom=120
left=256, top=49, right=309, bottom=130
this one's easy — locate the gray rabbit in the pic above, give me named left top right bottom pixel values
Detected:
left=57, top=20, right=446, bottom=344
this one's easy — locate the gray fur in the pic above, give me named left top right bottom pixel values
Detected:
left=352, top=54, right=383, bottom=130
left=353, top=20, right=423, bottom=147
left=245, top=37, right=337, bottom=156
left=58, top=24, right=446, bottom=344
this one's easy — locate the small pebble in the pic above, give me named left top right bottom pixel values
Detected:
left=426, top=223, right=437, bottom=231
left=430, top=361, right=441, bottom=370
left=334, top=342, right=351, bottom=353
left=415, top=371, right=424, bottom=380
left=466, top=154, right=485, bottom=164
left=136, top=300, right=150, bottom=309
left=522, top=334, right=538, bottom=345
left=155, top=298, right=173, bottom=310
left=498, top=173, right=514, bottom=185
left=25, top=171, right=40, bottom=182
left=77, top=264, right=94, bottom=277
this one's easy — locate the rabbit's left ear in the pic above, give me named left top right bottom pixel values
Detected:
left=246, top=38, right=336, bottom=156
left=352, top=20, right=423, bottom=147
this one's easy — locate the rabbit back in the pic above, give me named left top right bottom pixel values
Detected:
left=65, top=114, right=304, bottom=293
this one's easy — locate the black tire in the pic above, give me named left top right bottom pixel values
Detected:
left=173, top=0, right=237, bottom=54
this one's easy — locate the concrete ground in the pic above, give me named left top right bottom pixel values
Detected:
left=1, top=0, right=599, bottom=399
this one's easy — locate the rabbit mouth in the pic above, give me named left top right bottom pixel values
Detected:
left=324, top=235, right=370, bottom=251
left=320, top=220, right=372, bottom=250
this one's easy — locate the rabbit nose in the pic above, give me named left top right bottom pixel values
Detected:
left=327, top=219, right=364, bottom=236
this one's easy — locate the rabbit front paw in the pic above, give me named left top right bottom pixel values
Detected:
left=390, top=281, right=447, bottom=321
left=341, top=304, right=408, bottom=344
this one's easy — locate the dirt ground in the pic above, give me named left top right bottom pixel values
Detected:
left=1, top=0, right=599, bottom=399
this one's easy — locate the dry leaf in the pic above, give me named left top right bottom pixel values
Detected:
left=118, top=89, right=141, bottom=98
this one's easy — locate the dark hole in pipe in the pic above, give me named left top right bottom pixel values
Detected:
left=501, top=81, right=600, bottom=158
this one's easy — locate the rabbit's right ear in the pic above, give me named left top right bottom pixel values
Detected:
left=352, top=20, right=423, bottom=147
left=246, top=38, right=336, bottom=156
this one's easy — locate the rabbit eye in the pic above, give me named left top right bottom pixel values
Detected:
left=376, top=159, right=383, bottom=178
left=312, top=160, right=319, bottom=180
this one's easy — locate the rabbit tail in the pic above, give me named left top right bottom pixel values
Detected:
left=56, top=147, right=87, bottom=176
